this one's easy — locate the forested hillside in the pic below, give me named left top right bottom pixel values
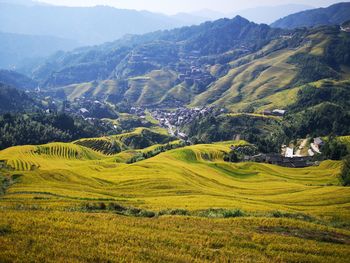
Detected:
left=0, top=83, right=39, bottom=113
left=0, top=70, right=37, bottom=90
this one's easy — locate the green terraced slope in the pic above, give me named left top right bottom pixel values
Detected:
left=35, top=21, right=350, bottom=113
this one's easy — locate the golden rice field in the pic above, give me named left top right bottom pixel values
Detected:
left=1, top=211, right=350, bottom=263
left=1, top=137, right=350, bottom=262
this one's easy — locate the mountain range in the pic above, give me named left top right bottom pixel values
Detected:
left=0, top=1, right=316, bottom=48
left=1, top=1, right=340, bottom=72
left=0, top=1, right=193, bottom=46
left=22, top=7, right=349, bottom=114
left=1, top=2, right=350, bottom=115
left=271, top=2, right=350, bottom=29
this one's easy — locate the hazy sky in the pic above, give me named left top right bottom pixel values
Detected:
left=38, top=0, right=345, bottom=15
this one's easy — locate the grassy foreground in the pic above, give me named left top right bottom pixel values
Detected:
left=0, top=139, right=350, bottom=261
left=1, top=211, right=350, bottom=263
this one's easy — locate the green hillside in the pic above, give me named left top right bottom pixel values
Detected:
left=32, top=16, right=283, bottom=90
left=192, top=26, right=350, bottom=111
left=0, top=70, right=37, bottom=90
left=31, top=19, right=350, bottom=115
left=0, top=83, right=40, bottom=113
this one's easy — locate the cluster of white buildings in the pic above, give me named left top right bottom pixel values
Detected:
left=282, top=137, right=324, bottom=158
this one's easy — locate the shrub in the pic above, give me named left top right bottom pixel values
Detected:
left=223, top=209, right=244, bottom=218
left=127, top=208, right=142, bottom=216
left=139, top=210, right=156, bottom=218
left=0, top=225, right=12, bottom=235
left=159, top=209, right=190, bottom=216
left=322, top=137, right=349, bottom=160
left=99, top=202, right=106, bottom=210
left=341, top=155, right=350, bottom=186
left=107, top=202, right=127, bottom=212
left=270, top=211, right=314, bottom=222
left=271, top=211, right=283, bottom=218
left=82, top=202, right=107, bottom=211
left=199, top=209, right=245, bottom=218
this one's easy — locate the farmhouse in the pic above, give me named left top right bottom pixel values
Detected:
left=245, top=154, right=314, bottom=168
left=314, top=137, right=324, bottom=146
left=272, top=109, right=286, bottom=116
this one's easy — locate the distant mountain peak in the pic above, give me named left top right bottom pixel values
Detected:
left=232, top=15, right=249, bottom=22
left=271, top=2, right=350, bottom=29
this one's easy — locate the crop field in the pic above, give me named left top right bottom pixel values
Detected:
left=0, top=139, right=350, bottom=262
left=1, top=211, right=350, bottom=263
left=74, top=127, right=175, bottom=155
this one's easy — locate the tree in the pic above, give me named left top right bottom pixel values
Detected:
left=341, top=155, right=350, bottom=186
left=322, top=137, right=349, bottom=160
left=224, top=150, right=239, bottom=163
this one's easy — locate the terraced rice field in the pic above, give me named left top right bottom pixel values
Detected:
left=74, top=127, right=174, bottom=155
left=0, top=141, right=348, bottom=217
left=0, top=139, right=350, bottom=262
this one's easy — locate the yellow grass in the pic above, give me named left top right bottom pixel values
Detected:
left=0, top=210, right=349, bottom=262
left=1, top=139, right=350, bottom=261
left=0, top=141, right=348, bottom=221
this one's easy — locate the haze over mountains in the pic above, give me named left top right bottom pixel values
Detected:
left=2, top=0, right=347, bottom=71
left=194, top=4, right=314, bottom=24
left=0, top=0, right=338, bottom=71
left=0, top=0, right=317, bottom=47
left=0, top=31, right=79, bottom=70
left=272, top=2, right=350, bottom=28
left=23, top=13, right=347, bottom=113
left=0, top=1, right=187, bottom=45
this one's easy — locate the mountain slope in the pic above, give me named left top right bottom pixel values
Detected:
left=0, top=83, right=39, bottom=113
left=192, top=25, right=350, bottom=111
left=33, top=19, right=350, bottom=113
left=271, top=2, right=350, bottom=29
left=0, top=70, right=37, bottom=90
left=33, top=16, right=283, bottom=89
left=0, top=31, right=78, bottom=70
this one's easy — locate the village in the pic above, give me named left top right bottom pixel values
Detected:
left=231, top=137, right=325, bottom=168
left=150, top=106, right=224, bottom=138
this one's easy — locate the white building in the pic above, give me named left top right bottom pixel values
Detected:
left=285, top=147, right=294, bottom=158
